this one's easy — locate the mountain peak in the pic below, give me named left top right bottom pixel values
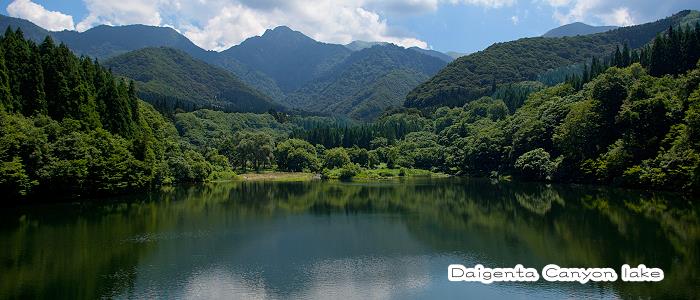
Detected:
left=345, top=41, right=390, bottom=51
left=261, top=25, right=308, bottom=40
left=270, top=25, right=293, bottom=32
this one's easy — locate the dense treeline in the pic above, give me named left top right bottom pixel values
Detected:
left=290, top=109, right=429, bottom=148
left=0, top=29, right=232, bottom=199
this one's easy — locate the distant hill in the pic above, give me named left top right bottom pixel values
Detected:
left=53, top=24, right=206, bottom=60
left=405, top=10, right=700, bottom=109
left=543, top=22, right=618, bottom=38
left=221, top=26, right=352, bottom=93
left=285, top=44, right=447, bottom=120
left=409, top=47, right=454, bottom=63
left=347, top=41, right=453, bottom=62
left=0, top=14, right=51, bottom=42
left=446, top=51, right=468, bottom=59
left=104, top=47, right=281, bottom=113
left=345, top=41, right=389, bottom=51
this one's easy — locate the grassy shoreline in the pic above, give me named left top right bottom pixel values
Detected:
left=236, top=172, right=319, bottom=182
left=235, top=168, right=449, bottom=182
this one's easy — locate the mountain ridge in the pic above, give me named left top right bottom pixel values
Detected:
left=104, top=47, right=282, bottom=113
left=543, top=22, right=618, bottom=38
left=284, top=44, right=447, bottom=120
left=221, top=26, right=352, bottom=93
left=405, top=10, right=700, bottom=109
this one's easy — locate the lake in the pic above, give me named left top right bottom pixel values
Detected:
left=1, top=178, right=698, bottom=299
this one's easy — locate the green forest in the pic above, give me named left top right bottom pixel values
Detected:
left=405, top=10, right=700, bottom=109
left=2, top=19, right=700, bottom=201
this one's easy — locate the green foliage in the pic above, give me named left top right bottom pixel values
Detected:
left=491, top=81, right=545, bottom=112
left=515, top=148, right=559, bottom=181
left=394, top=131, right=444, bottom=170
left=323, top=147, right=351, bottom=169
left=0, top=156, right=36, bottom=197
left=275, top=139, right=319, bottom=172
left=292, top=111, right=431, bottom=148
left=346, top=146, right=369, bottom=167
left=168, top=149, right=212, bottom=183
left=226, top=131, right=275, bottom=171
left=338, top=163, right=362, bottom=180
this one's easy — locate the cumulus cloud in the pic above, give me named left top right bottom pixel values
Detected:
left=6, top=0, right=75, bottom=31
left=541, top=0, right=698, bottom=26
left=511, top=15, right=519, bottom=24
left=68, top=0, right=521, bottom=51
left=77, top=0, right=162, bottom=31
left=599, top=7, right=635, bottom=26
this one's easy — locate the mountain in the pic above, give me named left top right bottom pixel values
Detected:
left=104, top=47, right=281, bottom=113
left=284, top=44, right=447, bottom=120
left=409, top=47, right=454, bottom=63
left=0, top=14, right=51, bottom=42
left=406, top=10, right=700, bottom=109
left=446, top=51, right=468, bottom=59
left=221, top=26, right=352, bottom=93
left=347, top=41, right=453, bottom=63
left=53, top=24, right=207, bottom=60
left=543, top=22, right=618, bottom=38
left=0, top=16, right=209, bottom=60
left=345, top=41, right=389, bottom=51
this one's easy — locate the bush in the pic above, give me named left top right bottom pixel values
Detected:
left=338, top=163, right=362, bottom=180
left=324, top=147, right=351, bottom=169
left=515, top=148, right=558, bottom=181
left=275, top=139, right=319, bottom=172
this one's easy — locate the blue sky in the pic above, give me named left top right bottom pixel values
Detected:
left=2, top=0, right=700, bottom=53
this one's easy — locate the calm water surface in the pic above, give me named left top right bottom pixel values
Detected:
left=1, top=178, right=698, bottom=299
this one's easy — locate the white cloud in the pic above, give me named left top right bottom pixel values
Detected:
left=76, top=0, right=162, bottom=31
left=70, top=0, right=522, bottom=51
left=546, top=0, right=641, bottom=26
left=600, top=7, right=634, bottom=26
left=511, top=15, right=519, bottom=24
left=6, top=0, right=75, bottom=31
left=542, top=0, right=571, bottom=8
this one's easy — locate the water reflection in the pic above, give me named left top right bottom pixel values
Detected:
left=0, top=178, right=697, bottom=299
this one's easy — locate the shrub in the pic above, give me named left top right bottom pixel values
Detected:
left=338, top=163, right=362, bottom=180
left=515, top=148, right=559, bottom=181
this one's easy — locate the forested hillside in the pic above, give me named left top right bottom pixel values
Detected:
left=104, top=47, right=281, bottom=113
left=284, top=45, right=447, bottom=120
left=406, top=10, right=700, bottom=109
